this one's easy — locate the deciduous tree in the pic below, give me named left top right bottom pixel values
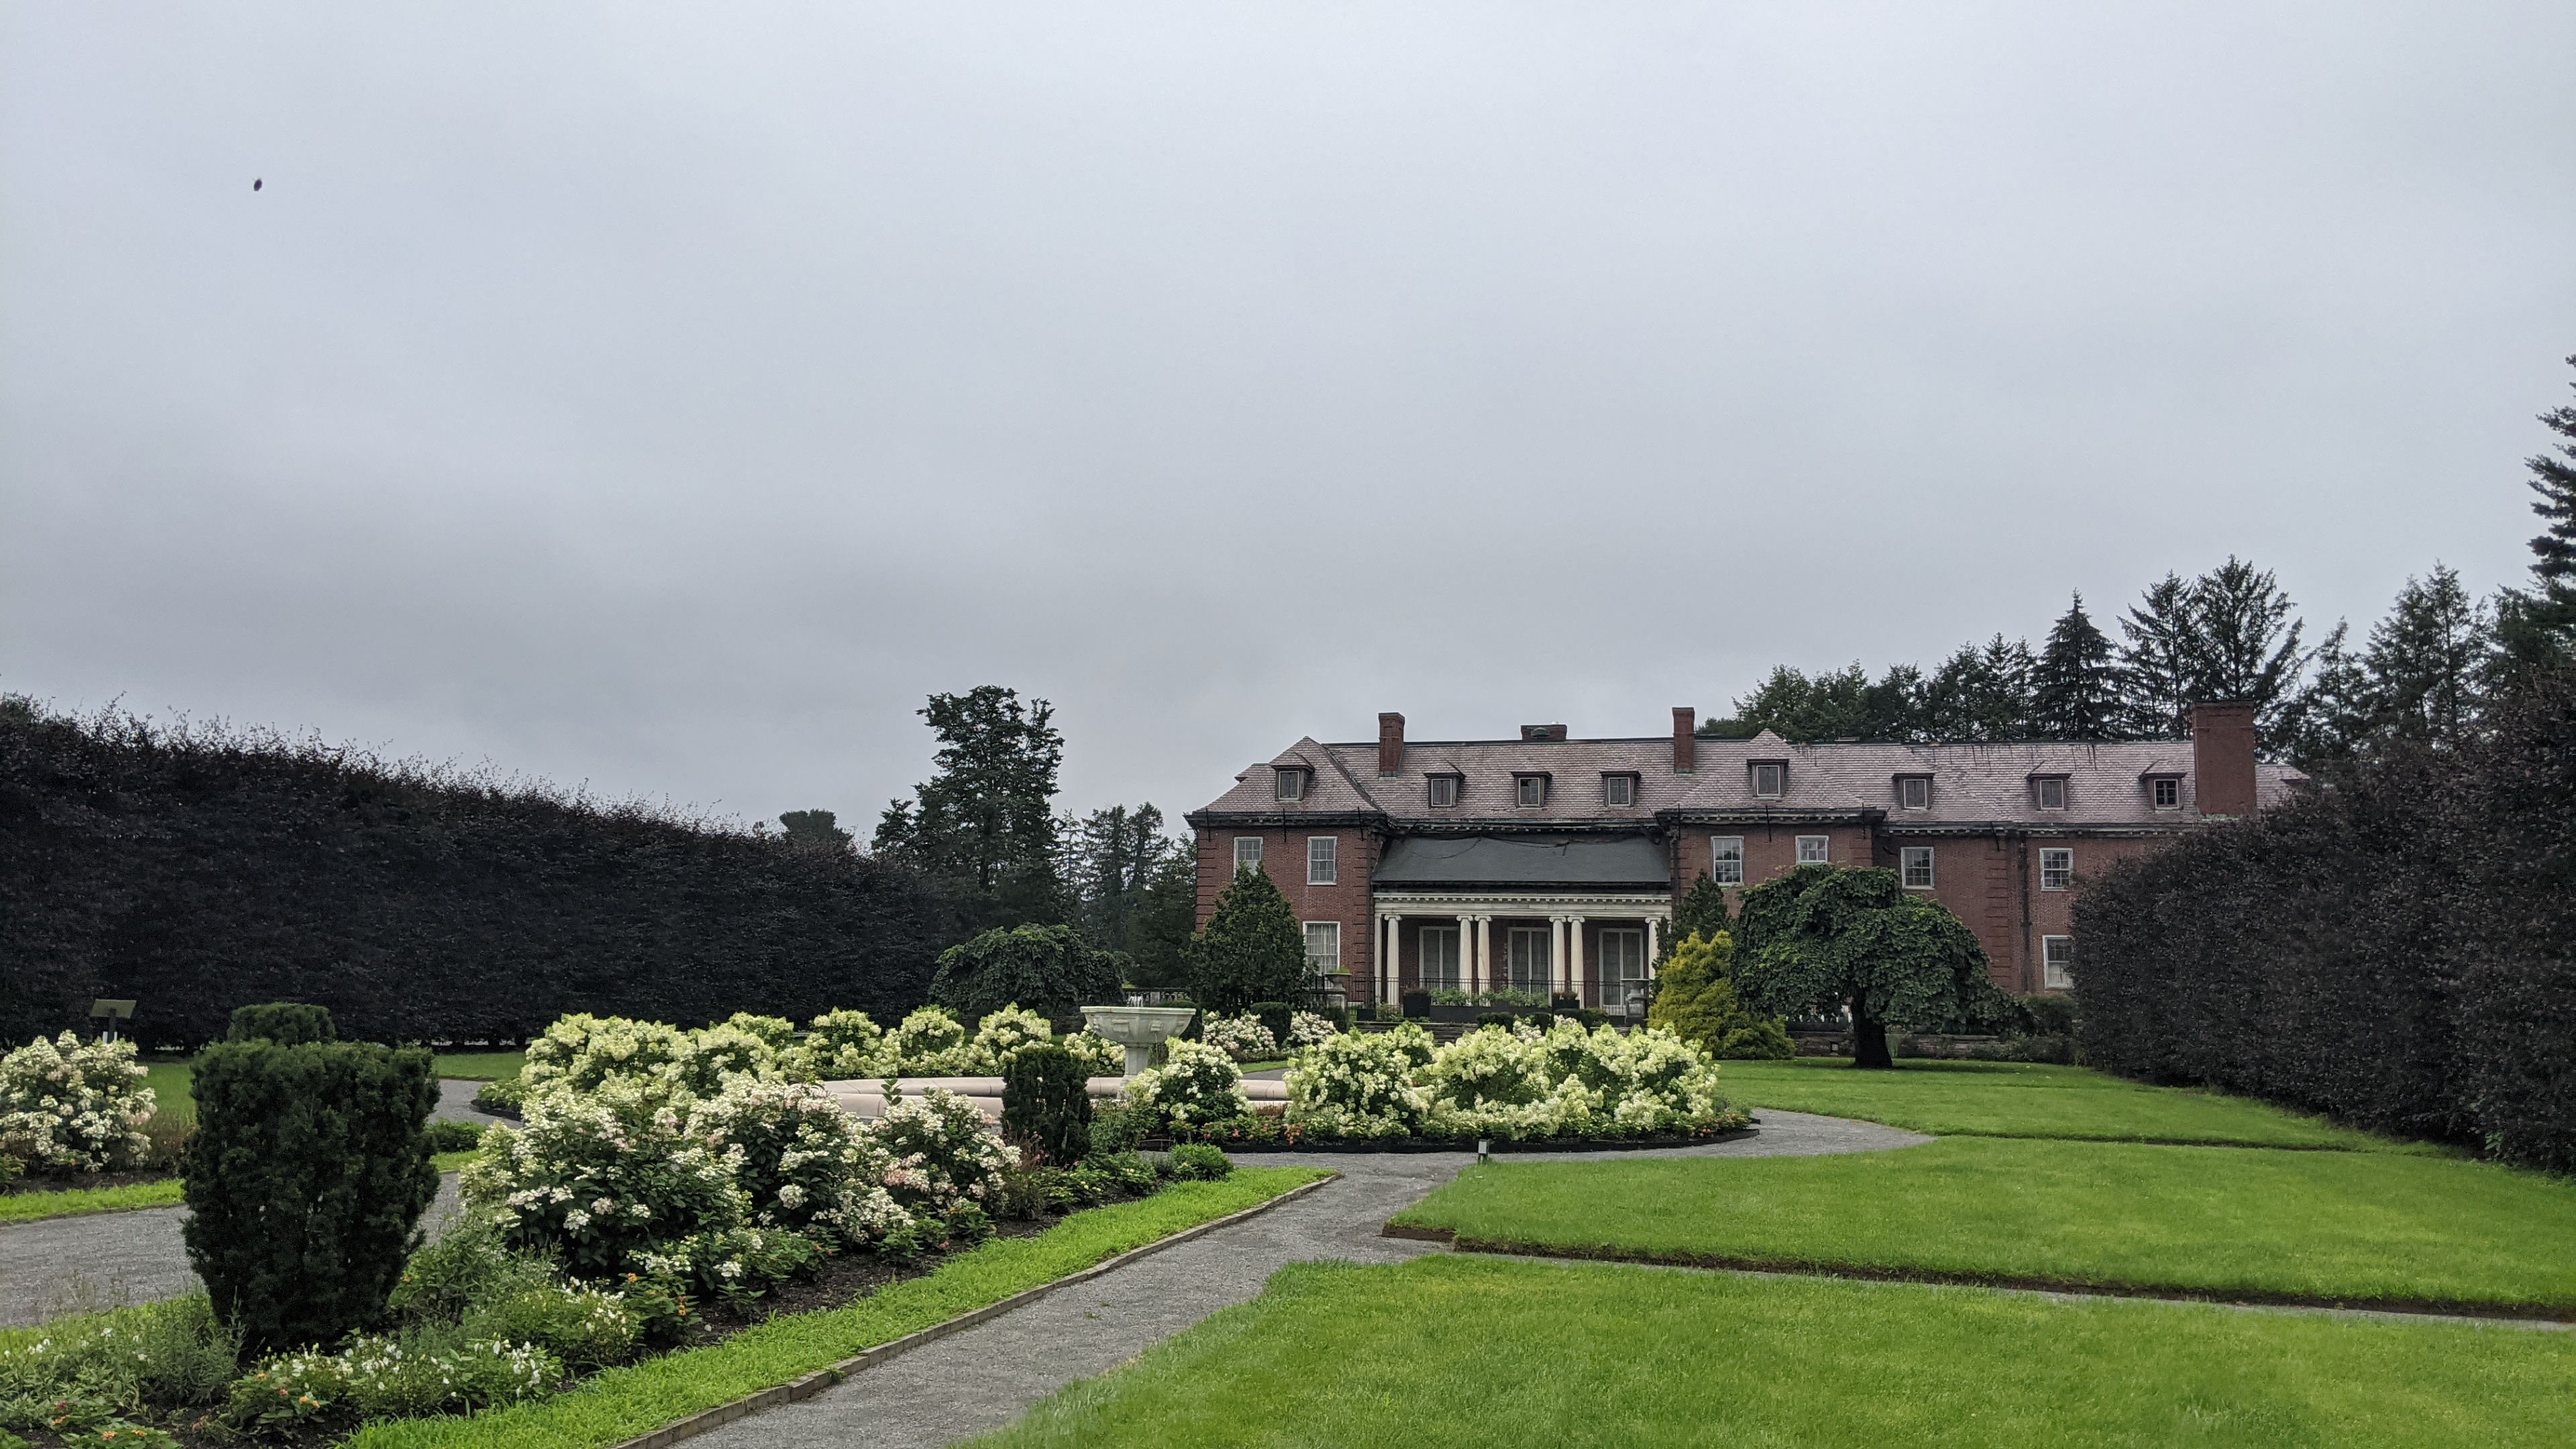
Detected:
left=1733, top=865, right=2007, bottom=1069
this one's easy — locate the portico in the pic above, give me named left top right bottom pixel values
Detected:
left=1371, top=890, right=1672, bottom=1010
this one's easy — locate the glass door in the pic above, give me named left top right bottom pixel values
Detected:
left=1507, top=926, right=1553, bottom=997
left=1598, top=928, right=1646, bottom=1015
left=1419, top=926, right=1460, bottom=992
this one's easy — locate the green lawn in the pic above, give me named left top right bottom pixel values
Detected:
left=1715, top=1057, right=2419, bottom=1151
left=345, top=1167, right=1328, bottom=1449
left=1391, top=1137, right=2576, bottom=1311
left=431, top=1051, right=525, bottom=1081
left=140, top=1059, right=197, bottom=1127
left=972, top=1255, right=2576, bottom=1449
left=0, top=1152, right=482, bottom=1224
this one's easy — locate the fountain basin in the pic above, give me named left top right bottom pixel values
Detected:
left=1079, top=1004, right=1199, bottom=1076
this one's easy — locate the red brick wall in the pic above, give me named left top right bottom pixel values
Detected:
left=1194, top=826, right=1377, bottom=994
left=1671, top=824, right=1878, bottom=907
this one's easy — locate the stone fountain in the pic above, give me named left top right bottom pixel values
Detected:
left=1079, top=1003, right=1199, bottom=1077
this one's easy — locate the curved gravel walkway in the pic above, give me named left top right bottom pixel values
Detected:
left=688, top=1109, right=1925, bottom=1449
left=0, top=1081, right=502, bottom=1328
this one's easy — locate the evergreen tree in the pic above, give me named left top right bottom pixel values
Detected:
left=2498, top=355, right=2576, bottom=671
left=1063, top=803, right=1177, bottom=955
left=2117, top=572, right=2199, bottom=737
left=777, top=809, right=852, bottom=851
left=873, top=686, right=1069, bottom=934
left=1924, top=636, right=2035, bottom=741
left=1646, top=932, right=1795, bottom=1060
left=2187, top=557, right=2314, bottom=746
left=1122, top=844, right=1201, bottom=990
left=1672, top=874, right=1733, bottom=948
left=2363, top=564, right=2492, bottom=747
left=2278, top=621, right=2374, bottom=769
left=1183, top=865, right=1308, bottom=1014
left=2031, top=593, right=2121, bottom=739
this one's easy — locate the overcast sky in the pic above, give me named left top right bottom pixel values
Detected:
left=5, top=3, right=2573, bottom=835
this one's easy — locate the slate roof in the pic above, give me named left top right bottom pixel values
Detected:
left=1189, top=730, right=2304, bottom=833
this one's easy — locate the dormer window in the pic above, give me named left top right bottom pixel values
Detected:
left=2033, top=775, right=2068, bottom=811
left=1275, top=769, right=1307, bottom=802
left=2151, top=776, right=2181, bottom=810
left=1515, top=773, right=1550, bottom=808
left=1750, top=762, right=1786, bottom=799
left=1427, top=773, right=1459, bottom=808
left=1603, top=773, right=1637, bottom=807
left=1898, top=775, right=1931, bottom=811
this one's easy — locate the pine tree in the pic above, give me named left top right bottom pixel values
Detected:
left=2499, top=355, right=2576, bottom=670
left=1924, top=636, right=2035, bottom=741
left=1183, top=865, right=1308, bottom=1015
left=2117, top=573, right=2198, bottom=737
left=872, top=686, right=1070, bottom=933
left=2363, top=564, right=2492, bottom=746
left=2277, top=621, right=2374, bottom=769
left=2188, top=557, right=2313, bottom=745
left=2031, top=593, right=2121, bottom=739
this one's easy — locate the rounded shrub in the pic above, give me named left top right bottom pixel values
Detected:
left=1120, top=1039, right=1249, bottom=1130
left=0, top=1031, right=156, bottom=1173
left=1167, top=1142, right=1232, bottom=1180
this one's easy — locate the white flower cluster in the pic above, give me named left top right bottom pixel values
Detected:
left=1286, top=1011, right=1340, bottom=1047
left=1286, top=1020, right=1733, bottom=1140
left=684, top=1077, right=909, bottom=1244
left=869, top=1088, right=1011, bottom=1216
left=462, top=1075, right=746, bottom=1277
left=0, top=1032, right=156, bottom=1173
left=1120, top=1039, right=1251, bottom=1128
left=1199, top=1014, right=1277, bottom=1062
left=233, top=1334, right=557, bottom=1426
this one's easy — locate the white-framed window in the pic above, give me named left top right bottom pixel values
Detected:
left=1604, top=774, right=1635, bottom=807
left=1516, top=775, right=1548, bottom=808
left=1899, top=775, right=1931, bottom=810
left=1275, top=769, right=1305, bottom=802
left=1233, top=837, right=1264, bottom=873
left=1901, top=846, right=1935, bottom=889
left=1304, top=921, right=1341, bottom=979
left=1752, top=762, right=1786, bottom=798
left=1418, top=926, right=1461, bottom=991
left=1428, top=775, right=1458, bottom=808
left=1710, top=836, right=1746, bottom=885
left=1796, top=835, right=1829, bottom=865
left=2035, top=777, right=2068, bottom=811
left=2042, top=934, right=2074, bottom=989
left=1306, top=836, right=1338, bottom=885
left=2040, top=848, right=2074, bottom=891
left=2152, top=777, right=2181, bottom=810
left=1598, top=928, right=1648, bottom=1012
left=1506, top=926, right=1553, bottom=996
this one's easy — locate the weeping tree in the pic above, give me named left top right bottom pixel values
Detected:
left=1734, top=865, right=2009, bottom=1068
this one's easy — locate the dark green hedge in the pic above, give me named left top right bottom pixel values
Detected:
left=183, top=1037, right=439, bottom=1351
left=2074, top=673, right=2576, bottom=1171
left=1001, top=1043, right=1092, bottom=1166
left=0, top=703, right=957, bottom=1047
left=229, top=1002, right=338, bottom=1045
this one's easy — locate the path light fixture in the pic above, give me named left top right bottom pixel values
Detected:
left=1477, top=1137, right=1490, bottom=1164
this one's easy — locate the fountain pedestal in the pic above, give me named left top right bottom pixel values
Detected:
left=1078, top=1004, right=1199, bottom=1077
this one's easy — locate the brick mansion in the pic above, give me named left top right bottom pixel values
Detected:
left=1186, top=704, right=2303, bottom=1010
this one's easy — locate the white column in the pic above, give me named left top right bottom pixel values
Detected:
left=1549, top=916, right=1567, bottom=998
left=1645, top=916, right=1660, bottom=973
left=1456, top=913, right=1473, bottom=994
left=1556, top=912, right=1576, bottom=1005
left=1377, top=914, right=1395, bottom=1005
left=1475, top=915, right=1493, bottom=997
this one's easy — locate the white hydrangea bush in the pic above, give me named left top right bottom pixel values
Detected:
left=462, top=1075, right=747, bottom=1279
left=796, top=1008, right=891, bottom=1079
left=517, top=1015, right=696, bottom=1101
left=684, top=1077, right=910, bottom=1246
left=0, top=1032, right=156, bottom=1173
left=862, top=1087, right=1011, bottom=1218
left=888, top=1007, right=973, bottom=1076
left=1283, top=1023, right=1433, bottom=1138
left=1199, top=1014, right=1277, bottom=1063
left=674, top=1021, right=780, bottom=1097
left=1286, top=1011, right=1340, bottom=1048
left=1418, top=1020, right=1731, bottom=1139
left=1122, top=1039, right=1250, bottom=1128
left=1060, top=1030, right=1124, bottom=1078
left=962, top=1004, right=1053, bottom=1073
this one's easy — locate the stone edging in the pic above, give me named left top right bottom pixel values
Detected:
left=606, top=1172, right=1342, bottom=1449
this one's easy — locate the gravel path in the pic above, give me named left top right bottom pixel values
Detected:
left=0, top=1078, right=500, bottom=1329
left=689, top=1109, right=1924, bottom=1449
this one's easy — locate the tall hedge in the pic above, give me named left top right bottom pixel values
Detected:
left=0, top=702, right=958, bottom=1046
left=183, top=1036, right=439, bottom=1351
left=2074, top=673, right=2576, bottom=1170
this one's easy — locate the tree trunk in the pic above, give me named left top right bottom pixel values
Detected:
left=1849, top=1000, right=1892, bottom=1069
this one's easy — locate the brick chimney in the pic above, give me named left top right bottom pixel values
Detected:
left=1377, top=712, right=1405, bottom=776
left=1672, top=706, right=1697, bottom=773
left=2190, top=702, right=2258, bottom=816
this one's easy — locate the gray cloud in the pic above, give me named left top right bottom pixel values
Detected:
left=5, top=1, right=2573, bottom=829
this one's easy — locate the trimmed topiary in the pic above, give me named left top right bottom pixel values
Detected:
left=1002, top=1043, right=1093, bottom=1166
left=183, top=1036, right=439, bottom=1352
left=225, top=1002, right=337, bottom=1046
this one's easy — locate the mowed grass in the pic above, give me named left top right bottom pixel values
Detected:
left=0, top=1152, right=482, bottom=1224
left=345, top=1167, right=1330, bottom=1449
left=131, top=1051, right=523, bottom=1130
left=431, top=1051, right=525, bottom=1081
left=1393, top=1138, right=2576, bottom=1311
left=1717, top=1057, right=2420, bottom=1151
left=972, top=1255, right=2576, bottom=1449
